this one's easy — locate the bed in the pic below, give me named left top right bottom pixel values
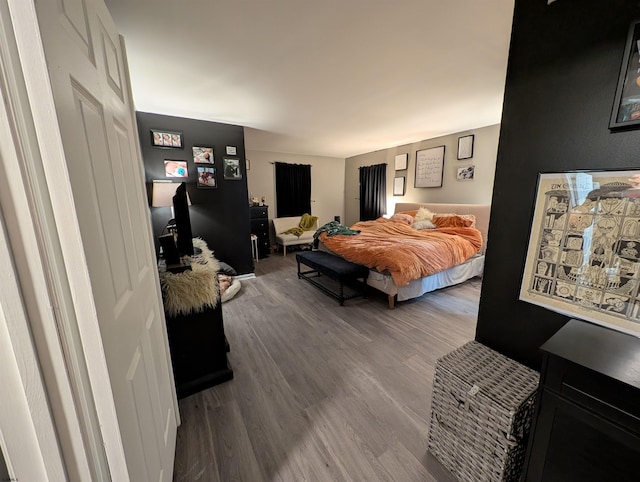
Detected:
left=318, top=203, right=490, bottom=308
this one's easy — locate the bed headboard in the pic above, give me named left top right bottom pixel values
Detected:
left=394, top=202, right=491, bottom=255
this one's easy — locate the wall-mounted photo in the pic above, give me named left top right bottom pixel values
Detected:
left=151, top=129, right=183, bottom=148
left=223, top=158, right=242, bottom=180
left=197, top=166, right=216, bottom=188
left=457, top=165, right=475, bottom=181
left=193, top=146, right=214, bottom=164
left=164, top=160, right=188, bottom=178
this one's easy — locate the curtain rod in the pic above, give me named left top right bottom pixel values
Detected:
left=269, top=161, right=312, bottom=166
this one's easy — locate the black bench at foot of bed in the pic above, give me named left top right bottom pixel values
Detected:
left=296, top=251, right=369, bottom=305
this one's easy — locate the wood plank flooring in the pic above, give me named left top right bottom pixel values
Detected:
left=173, top=253, right=482, bottom=481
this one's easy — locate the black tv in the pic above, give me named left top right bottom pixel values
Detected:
left=173, top=182, right=194, bottom=256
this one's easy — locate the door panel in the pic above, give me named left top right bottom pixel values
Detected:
left=35, top=0, right=177, bottom=479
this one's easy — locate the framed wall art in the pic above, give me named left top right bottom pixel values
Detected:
left=415, top=146, right=444, bottom=188
left=223, top=158, right=242, bottom=180
left=394, top=153, right=408, bottom=171
left=610, top=20, right=640, bottom=129
left=393, top=176, right=406, bottom=196
left=197, top=166, right=216, bottom=188
left=457, top=165, right=475, bottom=181
left=151, top=129, right=183, bottom=148
left=457, top=134, right=474, bottom=160
left=193, top=146, right=214, bottom=164
left=520, top=169, right=640, bottom=336
left=164, top=160, right=188, bottom=178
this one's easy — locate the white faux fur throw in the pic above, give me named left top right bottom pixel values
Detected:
left=159, top=238, right=221, bottom=317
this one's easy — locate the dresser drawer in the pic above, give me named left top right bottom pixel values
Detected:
left=250, top=218, right=269, bottom=232
left=250, top=206, right=268, bottom=219
left=252, top=227, right=269, bottom=239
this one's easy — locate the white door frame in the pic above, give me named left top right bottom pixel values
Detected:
left=0, top=0, right=177, bottom=479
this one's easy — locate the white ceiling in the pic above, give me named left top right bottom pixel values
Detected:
left=105, top=0, right=514, bottom=158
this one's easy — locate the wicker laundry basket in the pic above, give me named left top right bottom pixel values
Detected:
left=428, top=341, right=539, bottom=482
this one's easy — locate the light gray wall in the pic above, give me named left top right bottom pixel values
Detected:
left=344, top=124, right=500, bottom=225
left=245, top=148, right=345, bottom=246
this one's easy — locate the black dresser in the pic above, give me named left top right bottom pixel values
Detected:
left=165, top=301, right=232, bottom=399
left=250, top=205, right=270, bottom=259
left=522, top=319, right=640, bottom=481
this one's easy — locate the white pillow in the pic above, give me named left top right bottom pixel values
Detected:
left=414, top=207, right=434, bottom=222
left=411, top=220, right=436, bottom=230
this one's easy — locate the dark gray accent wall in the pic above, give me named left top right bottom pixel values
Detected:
left=476, top=0, right=640, bottom=369
left=137, top=111, right=253, bottom=274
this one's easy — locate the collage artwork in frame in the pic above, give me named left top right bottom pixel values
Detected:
left=520, top=170, right=640, bottom=336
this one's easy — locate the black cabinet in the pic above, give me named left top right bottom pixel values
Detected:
left=522, top=319, right=640, bottom=481
left=250, top=205, right=270, bottom=259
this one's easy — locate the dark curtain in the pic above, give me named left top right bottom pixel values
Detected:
left=359, top=163, right=387, bottom=221
left=275, top=162, right=312, bottom=216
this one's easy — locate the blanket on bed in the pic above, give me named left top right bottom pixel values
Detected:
left=318, top=217, right=482, bottom=286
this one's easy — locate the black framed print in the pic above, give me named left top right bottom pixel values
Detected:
left=610, top=20, right=640, bottom=129
left=393, top=176, right=405, bottom=196
left=151, top=129, right=183, bottom=148
left=164, top=160, right=188, bottom=178
left=193, top=146, right=214, bottom=164
left=457, top=135, right=474, bottom=160
left=415, top=146, right=445, bottom=188
left=394, top=153, right=408, bottom=171
left=197, top=166, right=217, bottom=188
left=223, top=158, right=242, bottom=180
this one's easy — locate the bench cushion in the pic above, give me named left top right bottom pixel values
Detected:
left=296, top=251, right=368, bottom=278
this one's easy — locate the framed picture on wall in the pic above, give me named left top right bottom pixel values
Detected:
left=223, top=158, right=242, bottom=180
left=457, top=165, right=475, bottom=181
left=197, top=166, right=217, bottom=188
left=164, top=160, right=188, bottom=178
left=520, top=169, right=640, bottom=336
left=393, top=176, right=406, bottom=196
left=610, top=20, right=640, bottom=129
left=151, top=129, right=183, bottom=148
left=394, top=153, right=408, bottom=171
left=415, top=146, right=445, bottom=188
left=457, top=135, right=474, bottom=160
left=193, top=146, right=214, bottom=164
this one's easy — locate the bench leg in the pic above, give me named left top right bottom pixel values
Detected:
left=283, top=245, right=287, bottom=257
left=388, top=295, right=395, bottom=310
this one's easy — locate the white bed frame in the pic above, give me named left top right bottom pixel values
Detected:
left=369, top=203, right=491, bottom=308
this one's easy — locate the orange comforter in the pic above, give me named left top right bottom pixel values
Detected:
left=318, top=218, right=482, bottom=286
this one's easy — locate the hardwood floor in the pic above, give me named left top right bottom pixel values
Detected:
left=173, top=253, right=482, bottom=481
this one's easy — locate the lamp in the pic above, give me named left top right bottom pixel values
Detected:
left=152, top=180, right=191, bottom=219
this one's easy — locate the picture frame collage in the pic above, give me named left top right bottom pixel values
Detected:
left=392, top=135, right=477, bottom=196
left=394, top=153, right=407, bottom=196
left=152, top=129, right=242, bottom=189
left=456, top=134, right=475, bottom=181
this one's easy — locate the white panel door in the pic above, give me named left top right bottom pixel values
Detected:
left=33, top=0, right=177, bottom=480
